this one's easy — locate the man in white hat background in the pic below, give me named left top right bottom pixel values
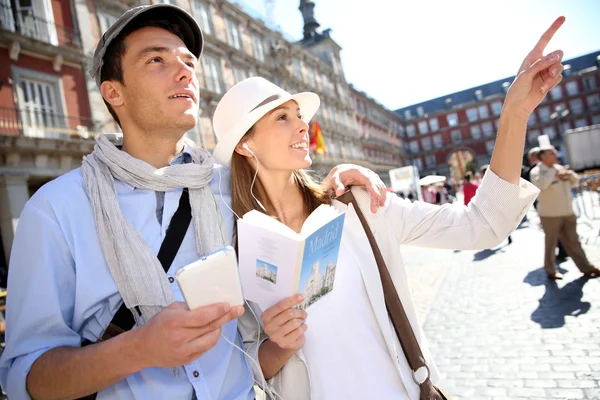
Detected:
left=530, top=145, right=599, bottom=280
left=0, top=4, right=386, bottom=400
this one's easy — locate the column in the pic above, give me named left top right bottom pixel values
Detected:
left=0, top=174, right=30, bottom=269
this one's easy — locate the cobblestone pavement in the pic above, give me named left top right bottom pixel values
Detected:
left=402, top=209, right=600, bottom=399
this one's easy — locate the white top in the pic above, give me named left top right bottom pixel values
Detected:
left=302, top=243, right=409, bottom=399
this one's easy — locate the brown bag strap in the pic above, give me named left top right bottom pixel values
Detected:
left=337, top=191, right=448, bottom=400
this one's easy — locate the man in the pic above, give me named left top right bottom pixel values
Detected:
left=521, top=146, right=540, bottom=183
left=0, top=5, right=386, bottom=399
left=530, top=146, right=600, bottom=280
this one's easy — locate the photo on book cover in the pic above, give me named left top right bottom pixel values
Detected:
left=297, top=218, right=343, bottom=309
left=256, top=259, right=278, bottom=286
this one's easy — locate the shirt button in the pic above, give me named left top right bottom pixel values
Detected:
left=193, top=370, right=199, bottom=378
left=168, top=277, right=174, bottom=283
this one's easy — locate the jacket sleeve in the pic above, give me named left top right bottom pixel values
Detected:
left=352, top=168, right=539, bottom=250
left=530, top=165, right=557, bottom=190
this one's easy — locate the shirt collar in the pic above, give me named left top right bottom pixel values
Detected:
left=116, top=145, right=194, bottom=192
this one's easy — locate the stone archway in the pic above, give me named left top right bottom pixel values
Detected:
left=447, top=148, right=477, bottom=183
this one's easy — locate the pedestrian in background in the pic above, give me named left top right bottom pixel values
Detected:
left=530, top=145, right=600, bottom=280
left=462, top=171, right=479, bottom=206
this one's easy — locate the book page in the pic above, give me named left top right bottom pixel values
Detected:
left=237, top=219, right=304, bottom=312
left=296, top=213, right=345, bottom=309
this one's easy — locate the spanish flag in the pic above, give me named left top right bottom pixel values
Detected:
left=309, top=120, right=326, bottom=155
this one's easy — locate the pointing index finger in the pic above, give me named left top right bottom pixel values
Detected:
left=533, top=16, right=565, bottom=55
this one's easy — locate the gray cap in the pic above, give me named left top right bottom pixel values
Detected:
left=89, top=4, right=203, bottom=89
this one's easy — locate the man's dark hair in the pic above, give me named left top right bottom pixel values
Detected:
left=100, top=18, right=186, bottom=127
left=464, top=171, right=473, bottom=182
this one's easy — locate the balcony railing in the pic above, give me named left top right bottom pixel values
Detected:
left=0, top=107, right=96, bottom=139
left=0, top=3, right=81, bottom=49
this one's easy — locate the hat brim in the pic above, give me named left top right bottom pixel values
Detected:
left=213, top=92, right=320, bottom=167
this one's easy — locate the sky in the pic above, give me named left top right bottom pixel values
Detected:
left=233, top=0, right=600, bottom=110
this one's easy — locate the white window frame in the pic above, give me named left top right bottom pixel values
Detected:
left=409, top=141, right=419, bottom=153
left=587, top=94, right=600, bottom=110
left=429, top=117, right=439, bottom=131
left=574, top=118, right=587, bottom=128
left=433, top=134, right=442, bottom=148
left=193, top=0, right=213, bottom=35
left=12, top=66, right=67, bottom=138
left=543, top=125, right=557, bottom=139
left=451, top=129, right=462, bottom=143
left=491, top=101, right=502, bottom=116
left=224, top=17, right=241, bottom=50
left=538, top=106, right=551, bottom=122
left=481, top=121, right=494, bottom=137
left=569, top=98, right=584, bottom=115
left=550, top=85, right=563, bottom=101
left=478, top=104, right=489, bottom=119
left=470, top=124, right=481, bottom=139
left=466, top=108, right=478, bottom=122
left=406, top=124, right=416, bottom=137
left=14, top=0, right=58, bottom=45
left=421, top=137, right=431, bottom=151
left=418, top=120, right=428, bottom=135
left=201, top=55, right=222, bottom=94
left=232, top=67, right=249, bottom=84
left=252, top=34, right=264, bottom=61
left=446, top=113, right=458, bottom=127
left=565, top=81, right=578, bottom=96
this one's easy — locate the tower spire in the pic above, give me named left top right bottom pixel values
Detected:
left=299, top=0, right=320, bottom=41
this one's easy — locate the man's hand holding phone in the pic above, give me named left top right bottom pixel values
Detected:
left=132, top=301, right=244, bottom=369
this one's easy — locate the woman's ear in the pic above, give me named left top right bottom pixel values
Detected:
left=234, top=142, right=252, bottom=157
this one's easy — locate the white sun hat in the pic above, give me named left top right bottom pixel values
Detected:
left=212, top=77, right=320, bottom=167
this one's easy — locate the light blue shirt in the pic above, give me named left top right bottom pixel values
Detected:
left=0, top=152, right=254, bottom=399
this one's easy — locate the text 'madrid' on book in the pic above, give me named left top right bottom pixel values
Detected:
left=237, top=204, right=346, bottom=311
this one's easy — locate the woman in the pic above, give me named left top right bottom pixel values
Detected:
left=462, top=171, right=479, bottom=205
left=212, top=17, right=563, bottom=400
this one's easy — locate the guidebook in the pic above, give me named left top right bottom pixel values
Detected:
left=237, top=204, right=346, bottom=311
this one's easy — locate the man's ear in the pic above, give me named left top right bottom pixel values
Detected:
left=100, top=80, right=124, bottom=109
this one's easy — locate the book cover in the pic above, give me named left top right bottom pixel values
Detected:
left=237, top=204, right=346, bottom=311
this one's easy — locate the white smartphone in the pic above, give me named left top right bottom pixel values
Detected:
left=176, top=246, right=244, bottom=310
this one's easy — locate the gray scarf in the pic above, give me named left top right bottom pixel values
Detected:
left=81, top=134, right=227, bottom=325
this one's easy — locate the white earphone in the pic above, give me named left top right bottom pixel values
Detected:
left=241, top=142, right=267, bottom=213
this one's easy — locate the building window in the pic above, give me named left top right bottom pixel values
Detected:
left=569, top=98, right=584, bottom=114
left=587, top=94, right=600, bottom=110
left=538, top=106, right=551, bottom=122
left=409, top=140, right=420, bottom=153
left=414, top=157, right=423, bottom=171
left=560, top=121, right=571, bottom=133
left=416, top=106, right=425, bottom=118
left=528, top=129, right=540, bottom=145
left=481, top=121, right=494, bottom=137
left=451, top=129, right=462, bottom=143
left=202, top=55, right=222, bottom=94
left=305, top=68, right=316, bottom=88
left=252, top=36, right=265, bottom=61
left=491, top=101, right=502, bottom=116
left=470, top=124, right=481, bottom=139
left=543, top=125, right=557, bottom=139
left=592, top=115, right=600, bottom=125
left=429, top=117, right=439, bottom=131
left=446, top=113, right=458, bottom=127
left=550, top=85, right=563, bottom=100
left=583, top=76, right=598, bottom=91
left=466, top=108, right=478, bottom=122
left=565, top=81, right=578, bottom=96
left=193, top=1, right=213, bottom=35
left=232, top=67, right=249, bottom=83
left=292, top=59, right=302, bottom=80
left=485, top=140, right=495, bottom=155
left=421, top=137, right=431, bottom=151
left=574, top=118, right=587, bottom=128
left=495, top=119, right=500, bottom=130
left=425, top=154, right=436, bottom=167
left=224, top=18, right=242, bottom=50
left=406, top=124, right=416, bottom=137
left=502, top=82, right=510, bottom=93
left=478, top=104, right=489, bottom=119
left=433, top=134, right=443, bottom=148
left=418, top=120, right=428, bottom=135
left=98, top=11, right=118, bottom=34
left=528, top=112, right=537, bottom=126
left=12, top=67, right=65, bottom=138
